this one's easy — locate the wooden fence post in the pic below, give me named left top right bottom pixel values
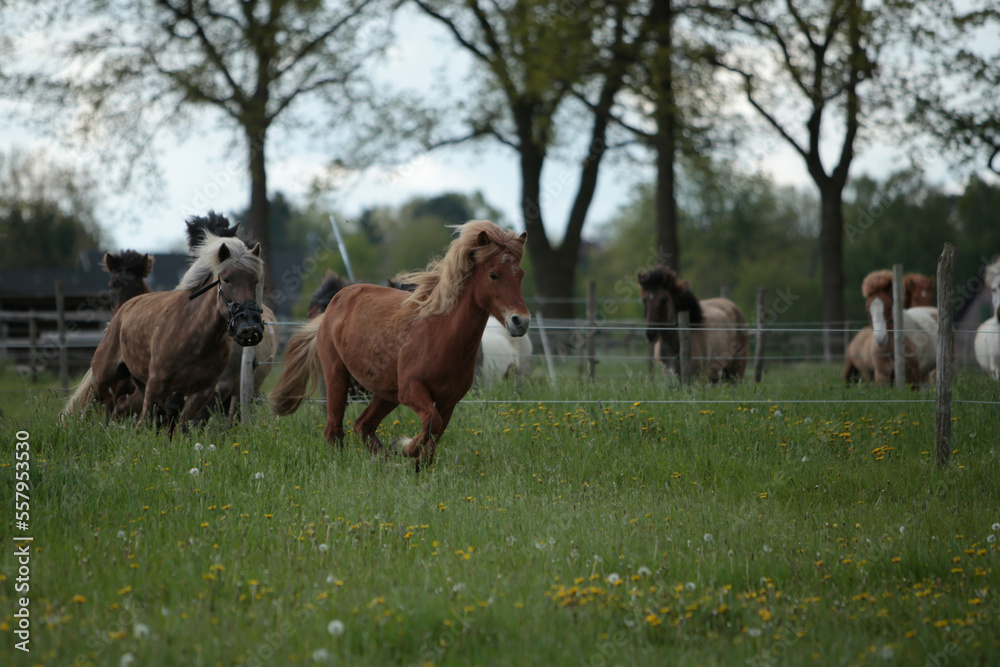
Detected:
left=535, top=312, right=557, bottom=386
left=754, top=287, right=767, bottom=384
left=892, top=264, right=906, bottom=390
left=586, top=281, right=597, bottom=381
left=678, top=310, right=692, bottom=384
left=55, top=280, right=69, bottom=394
left=935, top=243, right=956, bottom=466
left=28, top=310, right=38, bottom=384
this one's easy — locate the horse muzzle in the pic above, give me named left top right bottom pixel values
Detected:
left=506, top=313, right=530, bottom=337
left=228, top=300, right=265, bottom=347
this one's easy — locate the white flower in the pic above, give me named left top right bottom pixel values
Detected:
left=312, top=648, right=331, bottom=662
left=194, top=442, right=203, bottom=451
left=637, top=566, right=651, bottom=576
left=207, top=444, right=217, bottom=452
left=120, top=653, right=137, bottom=667
left=704, top=533, right=713, bottom=542
left=607, top=573, right=621, bottom=585
left=685, top=582, right=696, bottom=592
left=747, top=628, right=762, bottom=638
left=189, top=468, right=199, bottom=476
left=992, top=523, right=1000, bottom=531
left=762, top=545, right=772, bottom=553
left=117, top=530, right=126, bottom=539
left=327, top=620, right=344, bottom=636
left=254, top=472, right=264, bottom=480
left=133, top=622, right=150, bottom=639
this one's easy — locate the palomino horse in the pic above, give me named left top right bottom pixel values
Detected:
left=270, top=220, right=530, bottom=469
left=848, top=269, right=937, bottom=387
left=974, top=258, right=1000, bottom=379
left=185, top=213, right=280, bottom=418
left=637, top=266, right=748, bottom=382
left=89, top=234, right=265, bottom=432
left=843, top=272, right=934, bottom=383
left=62, top=250, right=156, bottom=418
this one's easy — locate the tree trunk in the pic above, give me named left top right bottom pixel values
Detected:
left=818, top=184, right=845, bottom=352
left=652, top=0, right=680, bottom=270
left=246, top=127, right=274, bottom=296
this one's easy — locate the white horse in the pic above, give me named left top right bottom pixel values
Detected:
left=869, top=292, right=938, bottom=383
left=478, top=316, right=533, bottom=386
left=974, top=258, right=1000, bottom=379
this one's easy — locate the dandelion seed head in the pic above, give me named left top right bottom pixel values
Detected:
left=117, top=530, right=126, bottom=540
left=313, top=648, right=331, bottom=662
left=801, top=456, right=809, bottom=463
left=120, top=653, right=137, bottom=667
left=318, top=543, right=328, bottom=552
left=899, top=526, right=906, bottom=534
left=326, top=620, right=344, bottom=636
left=133, top=623, right=149, bottom=639
left=762, top=545, right=772, bottom=553
left=747, top=628, right=762, bottom=637
left=992, top=523, right=1000, bottom=532
left=254, top=472, right=264, bottom=480
left=194, top=442, right=203, bottom=451
left=607, top=573, right=621, bottom=585
left=207, top=444, right=216, bottom=452
left=188, top=468, right=199, bottom=476
left=452, top=583, right=465, bottom=594
left=637, top=566, right=651, bottom=576
left=988, top=535, right=996, bottom=544
left=685, top=582, right=696, bottom=591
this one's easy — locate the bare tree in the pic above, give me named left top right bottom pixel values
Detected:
left=412, top=0, right=648, bottom=320
left=13, top=0, right=391, bottom=289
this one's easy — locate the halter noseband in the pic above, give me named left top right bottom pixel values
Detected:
left=188, top=278, right=264, bottom=345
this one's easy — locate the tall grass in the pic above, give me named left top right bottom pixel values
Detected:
left=1, top=364, right=998, bottom=666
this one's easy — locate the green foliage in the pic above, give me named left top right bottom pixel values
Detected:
left=0, top=150, right=104, bottom=269
left=3, top=364, right=999, bottom=665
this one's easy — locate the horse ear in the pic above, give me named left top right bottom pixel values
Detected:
left=518, top=231, right=527, bottom=241
left=227, top=223, right=240, bottom=237
left=249, top=243, right=261, bottom=257
left=143, top=254, right=155, bottom=275
left=637, top=270, right=649, bottom=283
left=103, top=252, right=120, bottom=273
left=217, top=242, right=231, bottom=263
left=477, top=231, right=490, bottom=247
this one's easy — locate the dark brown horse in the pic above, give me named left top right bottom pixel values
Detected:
left=270, top=220, right=530, bottom=469
left=638, top=266, right=748, bottom=382
left=184, top=213, right=279, bottom=418
left=62, top=250, right=155, bottom=418
left=89, top=235, right=265, bottom=432
left=307, top=270, right=349, bottom=319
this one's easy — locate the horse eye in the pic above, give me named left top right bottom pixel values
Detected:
left=223, top=277, right=231, bottom=284
left=489, top=272, right=498, bottom=281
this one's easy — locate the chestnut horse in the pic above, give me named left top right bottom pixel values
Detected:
left=62, top=250, right=155, bottom=418
left=844, top=270, right=937, bottom=387
left=184, top=213, right=280, bottom=418
left=638, top=267, right=748, bottom=382
left=974, top=257, right=1000, bottom=379
left=843, top=272, right=934, bottom=383
left=270, top=220, right=530, bottom=469
left=89, top=235, right=265, bottom=432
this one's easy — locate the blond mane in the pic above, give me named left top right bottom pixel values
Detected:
left=177, top=233, right=264, bottom=291
left=986, top=257, right=1000, bottom=289
left=862, top=269, right=893, bottom=300
left=400, top=220, right=526, bottom=318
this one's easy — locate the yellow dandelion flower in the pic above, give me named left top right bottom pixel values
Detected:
left=72, top=594, right=86, bottom=604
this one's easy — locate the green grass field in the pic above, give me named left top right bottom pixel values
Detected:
left=1, top=363, right=998, bottom=666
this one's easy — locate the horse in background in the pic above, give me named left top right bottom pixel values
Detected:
left=308, top=270, right=349, bottom=319
left=974, top=258, right=1000, bottom=379
left=90, top=234, right=265, bottom=433
left=638, top=266, right=748, bottom=382
left=843, top=272, right=934, bottom=383
left=270, top=221, right=530, bottom=469
left=62, top=250, right=156, bottom=418
left=185, top=213, right=280, bottom=418
left=849, top=270, right=937, bottom=387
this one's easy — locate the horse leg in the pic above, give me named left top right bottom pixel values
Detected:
left=321, top=354, right=351, bottom=447
left=175, top=387, right=216, bottom=436
left=352, top=396, right=399, bottom=457
left=398, top=382, right=447, bottom=470
left=138, top=376, right=165, bottom=430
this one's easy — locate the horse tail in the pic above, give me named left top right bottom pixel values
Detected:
left=61, top=368, right=95, bottom=419
left=270, top=317, right=323, bottom=415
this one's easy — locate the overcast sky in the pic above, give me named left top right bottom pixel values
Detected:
left=0, top=4, right=971, bottom=255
